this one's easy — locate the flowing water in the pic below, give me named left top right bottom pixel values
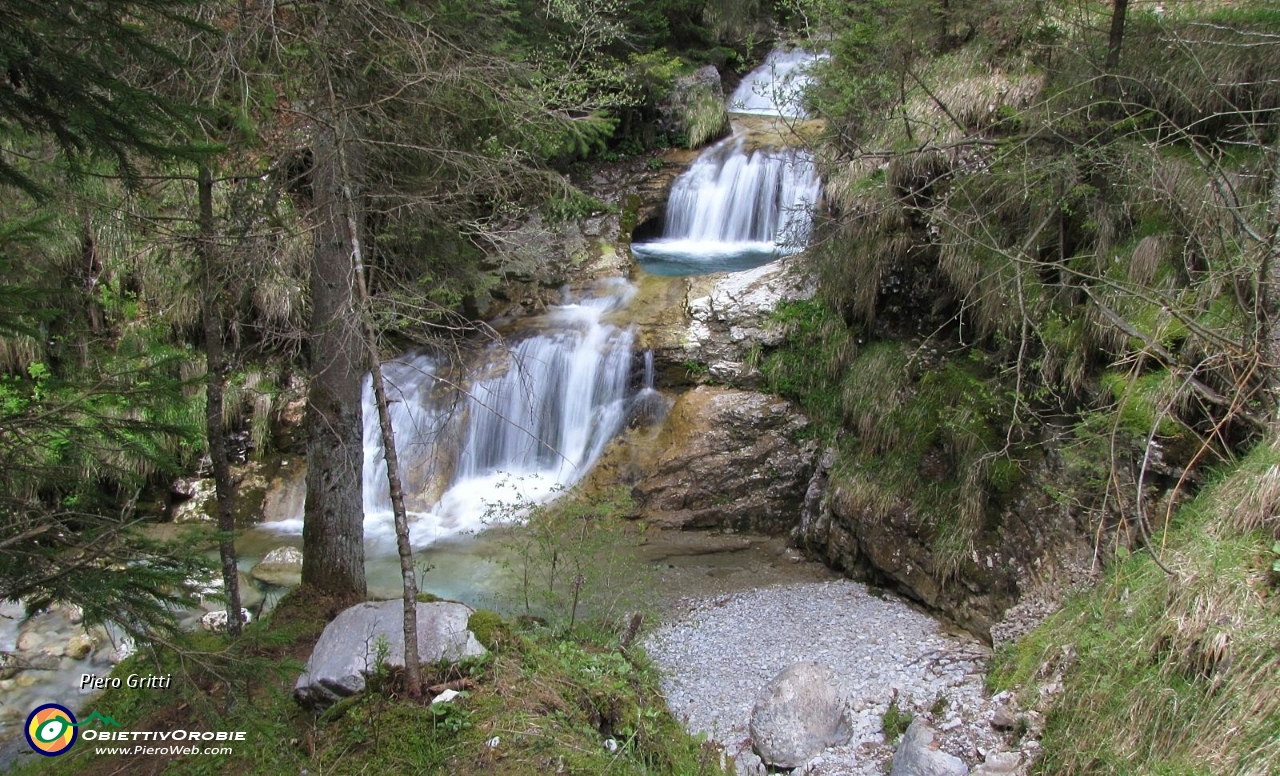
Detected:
left=258, top=279, right=639, bottom=558
left=2, top=47, right=829, bottom=753
left=631, top=47, right=823, bottom=276
left=728, top=47, right=823, bottom=118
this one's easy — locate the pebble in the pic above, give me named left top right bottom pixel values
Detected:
left=645, top=580, right=1018, bottom=774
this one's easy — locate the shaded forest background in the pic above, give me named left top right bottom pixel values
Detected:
left=2, top=1, right=1279, bottom=773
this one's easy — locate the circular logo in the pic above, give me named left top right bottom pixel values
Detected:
left=25, top=703, right=77, bottom=756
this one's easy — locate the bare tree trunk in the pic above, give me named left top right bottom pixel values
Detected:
left=332, top=131, right=422, bottom=696
left=301, top=120, right=367, bottom=599
left=1106, top=0, right=1130, bottom=71
left=198, top=162, right=243, bottom=637
left=1258, top=145, right=1280, bottom=403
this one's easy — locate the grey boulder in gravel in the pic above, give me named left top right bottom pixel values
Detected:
left=295, top=600, right=485, bottom=707
left=891, top=718, right=969, bottom=776
left=749, top=661, right=852, bottom=768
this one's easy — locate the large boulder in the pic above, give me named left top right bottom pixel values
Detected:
left=890, top=718, right=969, bottom=776
left=250, top=546, right=304, bottom=587
left=294, top=600, right=486, bottom=707
left=658, top=65, right=729, bottom=147
left=629, top=386, right=817, bottom=532
left=749, top=661, right=852, bottom=769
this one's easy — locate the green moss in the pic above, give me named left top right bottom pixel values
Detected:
left=1099, top=368, right=1182, bottom=438
left=466, top=609, right=510, bottom=651
left=760, top=298, right=854, bottom=432
left=619, top=193, right=642, bottom=238
left=881, top=694, right=914, bottom=745
left=542, top=186, right=607, bottom=223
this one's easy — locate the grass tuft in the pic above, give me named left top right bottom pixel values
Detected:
left=991, top=439, right=1280, bottom=775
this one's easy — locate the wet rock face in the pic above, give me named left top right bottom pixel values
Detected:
left=635, top=257, right=817, bottom=391
left=630, top=386, right=817, bottom=532
left=797, top=449, right=1099, bottom=641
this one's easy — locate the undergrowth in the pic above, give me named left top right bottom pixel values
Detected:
left=20, top=589, right=721, bottom=775
left=990, top=439, right=1280, bottom=775
left=762, top=300, right=1019, bottom=576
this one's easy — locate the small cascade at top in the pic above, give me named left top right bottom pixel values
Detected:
left=631, top=47, right=823, bottom=276
left=728, top=47, right=822, bottom=118
left=268, top=280, right=638, bottom=550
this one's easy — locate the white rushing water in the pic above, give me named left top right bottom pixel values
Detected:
left=728, top=47, right=823, bottom=118
left=267, top=280, right=639, bottom=550
left=632, top=46, right=823, bottom=276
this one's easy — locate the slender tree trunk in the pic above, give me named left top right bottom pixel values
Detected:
left=1105, top=0, right=1130, bottom=71
left=198, top=163, right=244, bottom=637
left=301, top=120, right=367, bottom=598
left=1258, top=145, right=1280, bottom=403
left=332, top=131, right=422, bottom=695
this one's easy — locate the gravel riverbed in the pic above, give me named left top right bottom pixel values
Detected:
left=644, top=579, right=1022, bottom=775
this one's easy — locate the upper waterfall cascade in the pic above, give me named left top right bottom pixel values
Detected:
left=728, top=47, right=823, bottom=118
left=632, top=47, right=824, bottom=276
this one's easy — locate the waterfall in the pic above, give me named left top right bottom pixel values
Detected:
left=729, top=47, right=822, bottom=118
left=662, top=136, right=820, bottom=246
left=632, top=47, right=823, bottom=276
left=267, top=280, right=637, bottom=549
left=627, top=349, right=669, bottom=427
left=437, top=284, right=635, bottom=530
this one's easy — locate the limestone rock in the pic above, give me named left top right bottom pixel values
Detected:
left=199, top=573, right=264, bottom=612
left=200, top=609, right=252, bottom=633
left=250, top=546, right=303, bottom=587
left=890, top=718, right=969, bottom=776
left=734, top=748, right=767, bottom=776
left=294, top=600, right=486, bottom=707
left=64, top=633, right=95, bottom=660
left=630, top=386, right=817, bottom=532
left=989, top=704, right=1018, bottom=731
left=172, top=477, right=216, bottom=523
left=683, top=258, right=816, bottom=386
left=971, top=751, right=1022, bottom=775
left=749, top=661, right=852, bottom=769
left=797, top=431, right=1103, bottom=640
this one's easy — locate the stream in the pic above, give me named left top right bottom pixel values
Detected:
left=1, top=47, right=1005, bottom=775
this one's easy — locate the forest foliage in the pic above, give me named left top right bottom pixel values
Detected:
left=762, top=1, right=1280, bottom=772
left=0, top=0, right=783, bottom=634
left=761, top=0, right=1280, bottom=576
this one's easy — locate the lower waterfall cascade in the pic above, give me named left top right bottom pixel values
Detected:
left=266, top=280, right=643, bottom=549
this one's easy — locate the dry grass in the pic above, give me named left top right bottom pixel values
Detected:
left=1212, top=435, right=1280, bottom=534
left=683, top=90, right=730, bottom=149
left=0, top=333, right=40, bottom=374
left=864, top=49, right=1044, bottom=150
left=815, top=178, right=912, bottom=322
left=993, top=438, right=1280, bottom=775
